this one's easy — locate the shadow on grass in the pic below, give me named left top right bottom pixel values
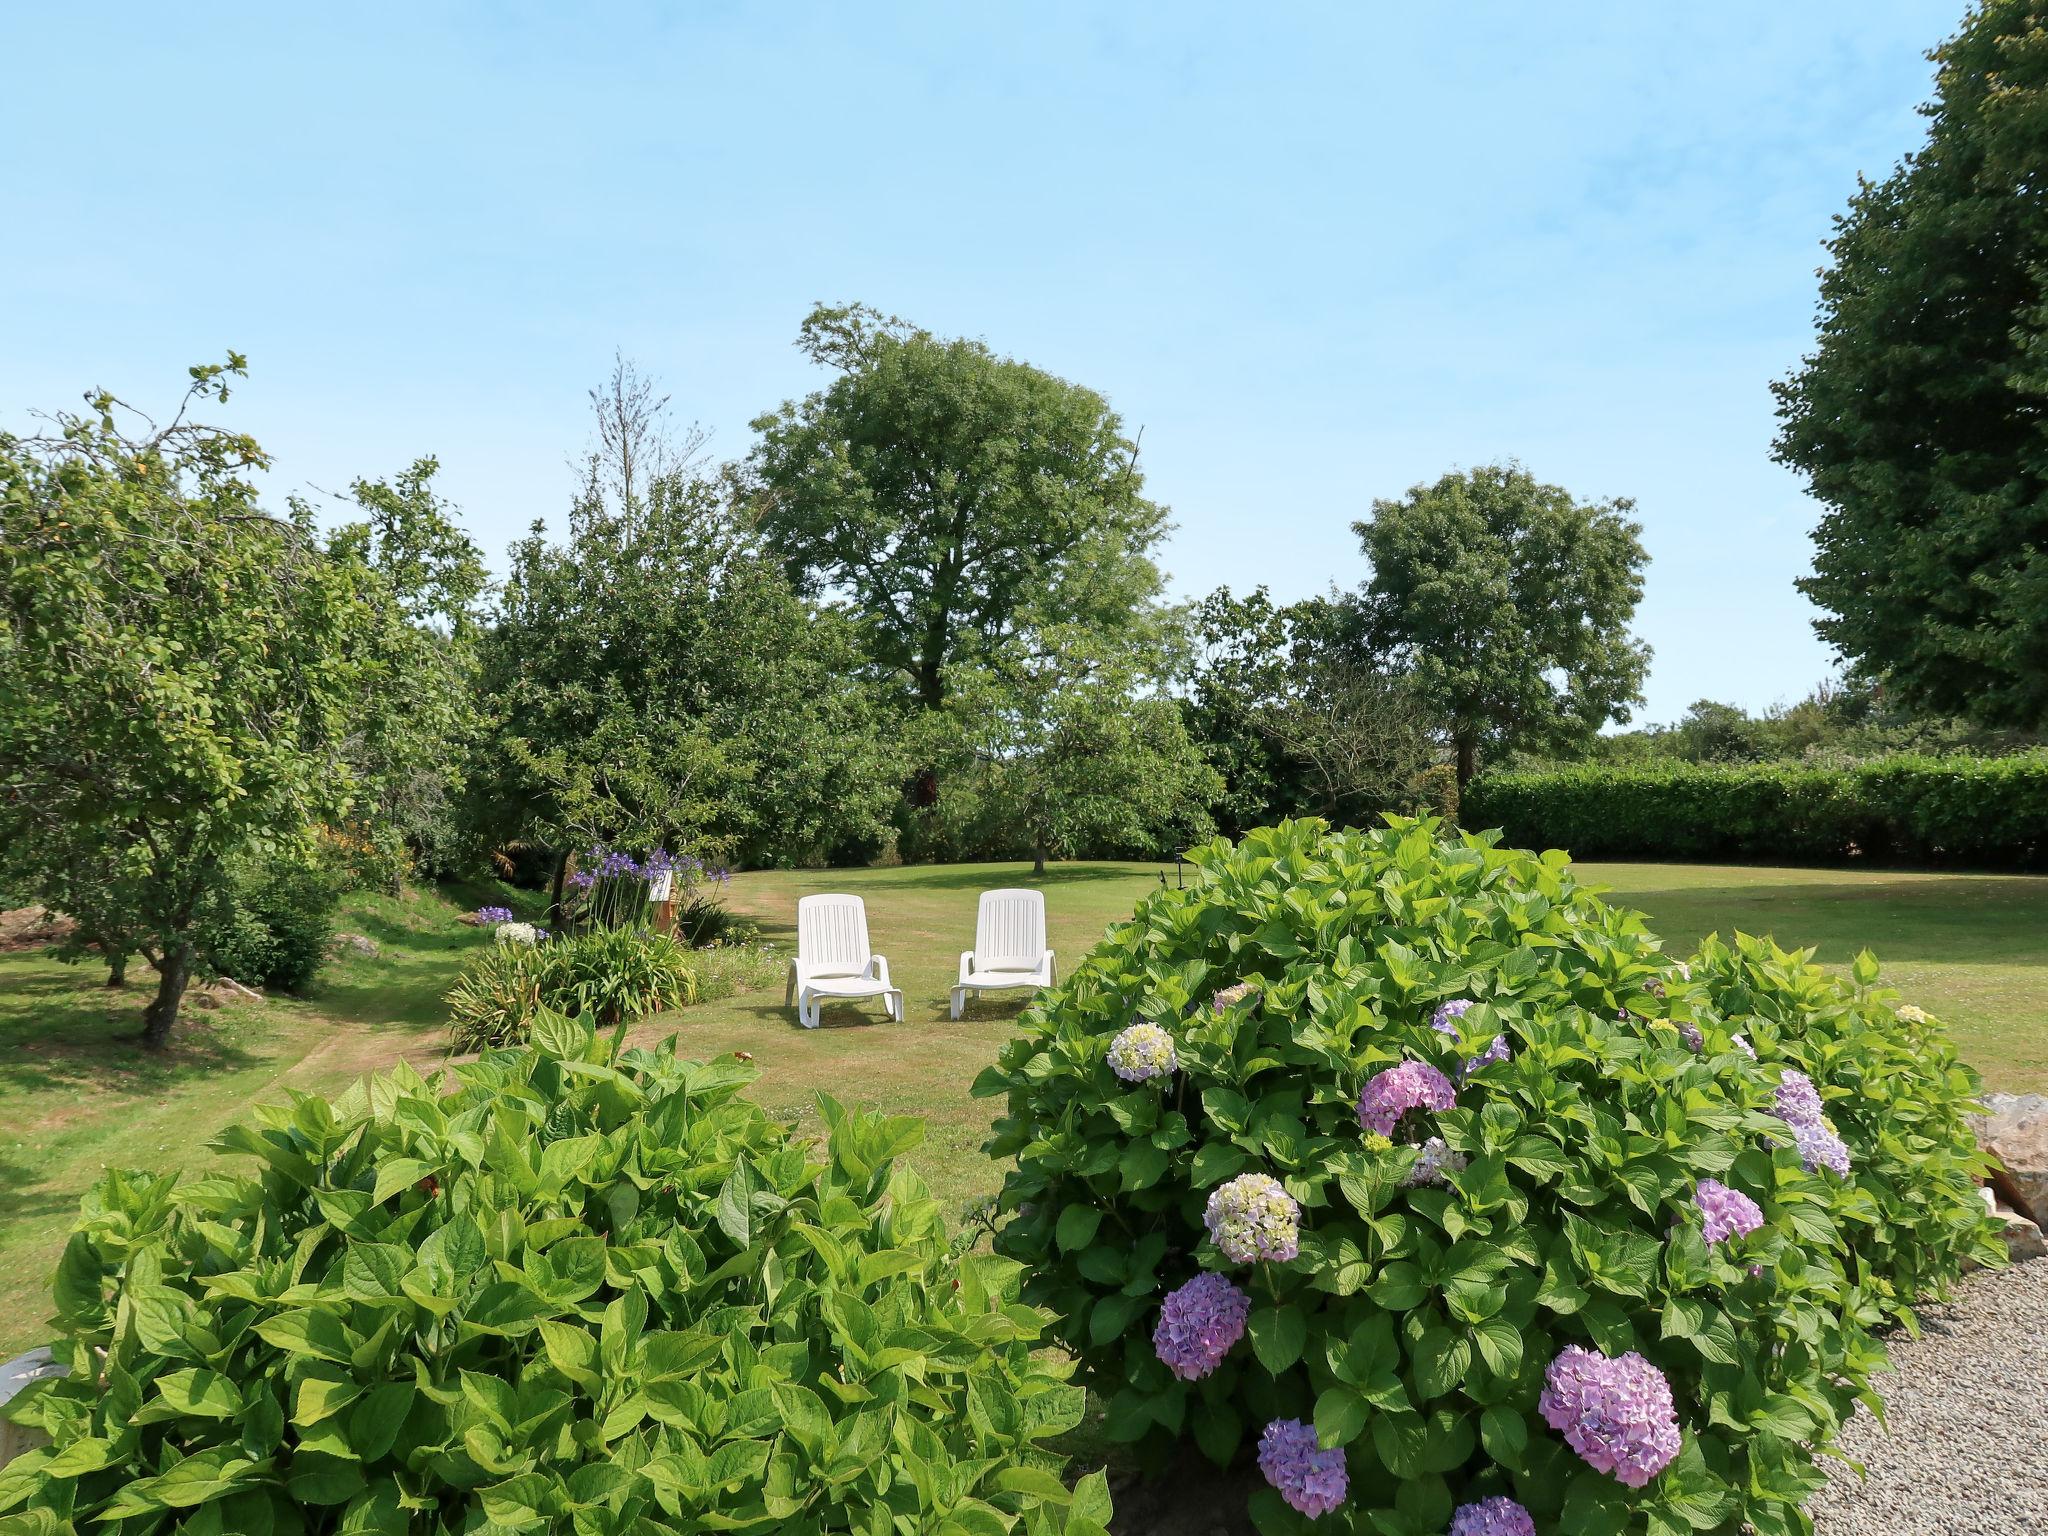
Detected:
left=0, top=1145, right=84, bottom=1230
left=0, top=963, right=266, bottom=1098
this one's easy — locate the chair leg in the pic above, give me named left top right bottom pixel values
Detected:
left=950, top=986, right=963, bottom=1021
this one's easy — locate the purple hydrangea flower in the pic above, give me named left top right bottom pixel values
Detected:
left=1107, top=1021, right=1178, bottom=1082
left=1211, top=981, right=1259, bottom=1013
left=1431, top=999, right=1512, bottom=1078
left=1731, top=1033, right=1756, bottom=1060
left=1151, top=1272, right=1250, bottom=1381
left=1450, top=1496, right=1537, bottom=1536
left=1538, top=1346, right=1682, bottom=1488
left=1773, top=1070, right=1852, bottom=1176
left=475, top=905, right=515, bottom=925
left=1256, top=1418, right=1347, bottom=1518
left=1203, top=1173, right=1300, bottom=1264
left=1675, top=1021, right=1705, bottom=1053
left=1357, top=1060, right=1457, bottom=1137
left=1693, top=1179, right=1764, bottom=1246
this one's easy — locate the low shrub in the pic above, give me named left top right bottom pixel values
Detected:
left=977, top=818, right=1999, bottom=1535
left=1464, top=752, right=2048, bottom=867
left=0, top=1012, right=1113, bottom=1535
left=1684, top=931, right=1999, bottom=1318
left=195, top=852, right=342, bottom=992
left=447, top=927, right=698, bottom=1051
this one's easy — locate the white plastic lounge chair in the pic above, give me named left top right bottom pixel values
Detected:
left=951, top=888, right=1056, bottom=1020
left=787, top=893, right=902, bottom=1029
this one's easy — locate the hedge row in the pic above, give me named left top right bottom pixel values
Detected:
left=1463, top=753, right=2048, bottom=867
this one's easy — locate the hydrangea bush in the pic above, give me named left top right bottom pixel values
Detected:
left=3, top=1012, right=1111, bottom=1535
left=977, top=818, right=2001, bottom=1535
left=1683, top=930, right=2000, bottom=1322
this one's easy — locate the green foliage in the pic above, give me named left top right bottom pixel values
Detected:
left=747, top=303, right=1170, bottom=710
left=196, top=851, right=343, bottom=993
left=1465, top=753, right=2048, bottom=867
left=976, top=819, right=1998, bottom=1534
left=1355, top=463, right=1650, bottom=785
left=323, top=458, right=491, bottom=883
left=446, top=929, right=700, bottom=1051
left=1182, top=588, right=1438, bottom=838
left=475, top=444, right=899, bottom=880
left=1571, top=680, right=2041, bottom=769
left=0, top=359, right=376, bottom=1047
left=1686, top=932, right=1999, bottom=1313
left=916, top=628, right=1222, bottom=870
left=0, top=1015, right=1111, bottom=1535
left=1774, top=0, right=2048, bottom=729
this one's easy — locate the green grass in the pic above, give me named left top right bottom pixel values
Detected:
left=2, top=855, right=2043, bottom=1354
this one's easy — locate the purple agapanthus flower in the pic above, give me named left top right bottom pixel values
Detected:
left=1693, top=1179, right=1764, bottom=1246
left=475, top=905, right=514, bottom=925
left=1152, top=1272, right=1250, bottom=1381
left=1539, top=1346, right=1682, bottom=1488
left=1675, top=1021, right=1705, bottom=1053
left=1203, top=1173, right=1300, bottom=1264
left=1257, top=1419, right=1347, bottom=1518
left=1357, top=1060, right=1457, bottom=1137
left=567, top=868, right=597, bottom=891
left=1450, top=1496, right=1537, bottom=1536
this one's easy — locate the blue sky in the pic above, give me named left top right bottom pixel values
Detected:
left=1, top=2, right=1954, bottom=723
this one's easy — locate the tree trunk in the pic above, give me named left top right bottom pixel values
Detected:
left=141, top=943, right=193, bottom=1050
left=105, top=951, right=128, bottom=987
left=1032, top=841, right=1048, bottom=877
left=1455, top=736, right=1478, bottom=791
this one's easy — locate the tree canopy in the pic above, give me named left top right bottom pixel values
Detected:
left=746, top=303, right=1169, bottom=708
left=0, top=360, right=374, bottom=1046
left=1774, top=0, right=2048, bottom=729
left=477, top=373, right=900, bottom=901
left=1355, top=463, right=1650, bottom=785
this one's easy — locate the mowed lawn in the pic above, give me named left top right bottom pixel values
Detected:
left=1, top=855, right=2043, bottom=1354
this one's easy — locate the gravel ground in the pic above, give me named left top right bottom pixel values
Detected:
left=1811, top=1258, right=2048, bottom=1535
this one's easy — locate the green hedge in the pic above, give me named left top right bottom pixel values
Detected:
left=1464, top=753, right=2048, bottom=867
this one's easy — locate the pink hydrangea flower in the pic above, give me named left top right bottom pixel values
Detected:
left=1151, top=1272, right=1250, bottom=1381
left=1538, top=1345, right=1682, bottom=1487
left=1693, top=1179, right=1763, bottom=1245
left=1357, top=1060, right=1457, bottom=1137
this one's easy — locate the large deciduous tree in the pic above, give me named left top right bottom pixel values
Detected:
left=322, top=457, right=490, bottom=880
left=1183, top=587, right=1439, bottom=835
left=475, top=362, right=899, bottom=904
left=745, top=303, right=1169, bottom=710
left=1774, top=0, right=2048, bottom=728
left=1355, top=463, right=1650, bottom=787
left=935, top=628, right=1221, bottom=874
left=0, top=360, right=369, bottom=1047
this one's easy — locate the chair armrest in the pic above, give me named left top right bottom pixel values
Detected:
left=1045, top=950, right=1057, bottom=986
left=869, top=954, right=892, bottom=987
left=958, top=950, right=975, bottom=984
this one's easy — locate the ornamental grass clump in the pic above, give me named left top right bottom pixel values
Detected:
left=0, top=1012, right=1112, bottom=1536
left=977, top=817, right=2002, bottom=1535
